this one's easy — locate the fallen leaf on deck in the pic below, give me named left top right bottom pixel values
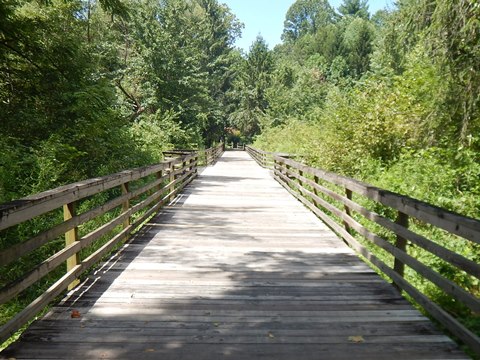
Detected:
left=267, top=332, right=275, bottom=338
left=348, top=335, right=364, bottom=343
left=144, top=348, right=156, bottom=352
left=213, top=322, right=220, bottom=327
left=70, top=310, right=81, bottom=318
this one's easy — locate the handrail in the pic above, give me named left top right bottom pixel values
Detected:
left=0, top=145, right=223, bottom=345
left=245, top=145, right=290, bottom=169
left=164, top=143, right=224, bottom=167
left=245, top=146, right=480, bottom=355
left=203, top=143, right=224, bottom=166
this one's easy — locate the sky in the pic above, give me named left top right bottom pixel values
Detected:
left=221, top=0, right=395, bottom=52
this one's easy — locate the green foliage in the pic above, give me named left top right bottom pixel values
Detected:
left=0, top=0, right=242, bottom=202
left=282, top=0, right=335, bottom=42
left=228, top=36, right=274, bottom=140
left=338, top=0, right=370, bottom=19
left=341, top=17, right=375, bottom=78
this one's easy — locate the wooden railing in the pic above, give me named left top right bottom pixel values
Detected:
left=245, top=145, right=290, bottom=169
left=247, top=146, right=480, bottom=354
left=0, top=144, right=223, bottom=344
left=163, top=143, right=223, bottom=167
left=227, top=142, right=245, bottom=150
left=204, top=144, right=224, bottom=166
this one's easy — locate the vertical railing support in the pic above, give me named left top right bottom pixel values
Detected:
left=273, top=158, right=278, bottom=179
left=189, top=157, right=195, bottom=176
left=313, top=175, right=320, bottom=207
left=298, top=169, right=304, bottom=188
left=393, top=211, right=409, bottom=290
left=169, top=161, right=175, bottom=203
left=64, top=202, right=80, bottom=290
left=156, top=170, right=163, bottom=198
left=121, top=182, right=130, bottom=229
left=344, top=189, right=353, bottom=235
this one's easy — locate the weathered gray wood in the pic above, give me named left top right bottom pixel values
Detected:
left=0, top=153, right=197, bottom=230
left=1, top=151, right=468, bottom=359
left=275, top=155, right=480, bottom=243
left=2, top=343, right=468, bottom=360
left=287, top=166, right=480, bottom=278
left=0, top=173, right=172, bottom=268
left=275, top=169, right=480, bottom=354
left=0, top=162, right=172, bottom=231
left=0, top=241, right=82, bottom=304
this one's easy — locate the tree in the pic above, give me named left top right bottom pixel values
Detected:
left=194, top=0, right=242, bottom=145
left=282, top=0, right=335, bottom=42
left=342, top=17, right=375, bottom=78
left=229, top=36, right=274, bottom=139
left=427, top=0, right=480, bottom=143
left=338, top=0, right=369, bottom=19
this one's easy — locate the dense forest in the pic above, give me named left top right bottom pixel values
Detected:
left=0, top=0, right=479, bottom=351
left=1, top=0, right=478, bottom=217
left=0, top=0, right=242, bottom=204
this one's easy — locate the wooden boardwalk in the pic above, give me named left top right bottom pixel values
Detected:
left=2, top=151, right=467, bottom=359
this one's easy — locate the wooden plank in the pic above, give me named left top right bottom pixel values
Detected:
left=0, top=172, right=172, bottom=268
left=0, top=241, right=82, bottom=304
left=0, top=264, right=83, bottom=344
left=0, top=157, right=196, bottom=344
left=2, top=343, right=469, bottom=360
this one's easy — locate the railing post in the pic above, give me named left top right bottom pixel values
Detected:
left=169, top=161, right=175, bottom=203
left=63, top=202, right=80, bottom=290
left=181, top=158, right=187, bottom=185
left=190, top=157, right=196, bottom=176
left=156, top=169, right=163, bottom=188
left=393, top=211, right=409, bottom=290
left=313, top=175, right=320, bottom=207
left=298, top=169, right=304, bottom=188
left=121, top=182, right=130, bottom=229
left=344, top=189, right=353, bottom=234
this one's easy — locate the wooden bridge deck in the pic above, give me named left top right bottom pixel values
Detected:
left=2, top=151, right=467, bottom=359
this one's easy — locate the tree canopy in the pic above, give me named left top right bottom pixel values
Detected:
left=0, top=0, right=242, bottom=202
